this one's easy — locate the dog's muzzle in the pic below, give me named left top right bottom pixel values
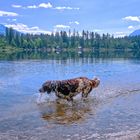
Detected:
left=39, top=88, right=44, bottom=93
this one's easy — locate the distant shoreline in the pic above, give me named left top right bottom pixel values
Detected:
left=0, top=46, right=136, bottom=54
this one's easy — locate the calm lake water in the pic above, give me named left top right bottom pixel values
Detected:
left=0, top=51, right=140, bottom=140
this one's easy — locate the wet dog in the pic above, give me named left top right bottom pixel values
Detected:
left=39, top=77, right=100, bottom=102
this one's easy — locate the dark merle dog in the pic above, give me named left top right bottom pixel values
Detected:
left=39, top=77, right=100, bottom=101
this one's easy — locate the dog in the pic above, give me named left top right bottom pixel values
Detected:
left=39, top=77, right=100, bottom=102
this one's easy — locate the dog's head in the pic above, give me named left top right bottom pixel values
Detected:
left=92, top=77, right=100, bottom=88
left=39, top=81, right=52, bottom=94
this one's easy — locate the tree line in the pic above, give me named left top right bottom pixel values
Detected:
left=0, top=27, right=140, bottom=51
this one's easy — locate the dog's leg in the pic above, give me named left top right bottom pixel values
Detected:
left=55, top=91, right=65, bottom=99
left=55, top=91, right=74, bottom=104
left=82, top=86, right=92, bottom=99
left=66, top=92, right=75, bottom=102
left=66, top=96, right=73, bottom=102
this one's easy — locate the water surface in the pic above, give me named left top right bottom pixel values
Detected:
left=0, top=52, right=140, bottom=139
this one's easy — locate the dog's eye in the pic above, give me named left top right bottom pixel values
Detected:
left=43, top=86, right=52, bottom=93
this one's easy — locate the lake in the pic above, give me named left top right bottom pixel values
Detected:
left=0, top=50, right=140, bottom=140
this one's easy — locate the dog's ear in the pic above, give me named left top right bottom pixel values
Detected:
left=91, top=80, right=96, bottom=87
left=93, top=77, right=98, bottom=80
left=91, top=77, right=100, bottom=88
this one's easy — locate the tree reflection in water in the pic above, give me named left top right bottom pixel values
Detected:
left=0, top=50, right=140, bottom=61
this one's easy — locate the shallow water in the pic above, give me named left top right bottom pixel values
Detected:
left=0, top=57, right=140, bottom=139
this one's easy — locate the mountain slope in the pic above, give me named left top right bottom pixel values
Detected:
left=129, top=29, right=140, bottom=36
left=0, top=24, right=6, bottom=35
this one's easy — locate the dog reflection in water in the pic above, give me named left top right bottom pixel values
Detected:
left=38, top=98, right=98, bottom=124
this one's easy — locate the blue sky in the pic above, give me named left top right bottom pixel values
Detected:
left=0, top=0, right=140, bottom=37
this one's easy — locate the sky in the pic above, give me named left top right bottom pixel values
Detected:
left=0, top=0, right=140, bottom=37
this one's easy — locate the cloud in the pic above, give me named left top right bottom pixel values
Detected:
left=4, top=23, right=51, bottom=35
left=122, top=16, right=140, bottom=22
left=75, top=21, right=80, bottom=25
left=115, top=32, right=127, bottom=37
left=7, top=18, right=17, bottom=22
left=0, top=10, right=18, bottom=17
left=11, top=3, right=79, bottom=11
left=69, top=21, right=80, bottom=25
left=13, top=19, right=17, bottom=21
left=55, top=7, right=79, bottom=10
left=27, top=5, right=38, bottom=9
left=26, top=3, right=52, bottom=9
left=54, top=24, right=70, bottom=29
left=39, top=3, right=52, bottom=8
left=93, top=29, right=103, bottom=32
left=11, top=3, right=53, bottom=9
left=12, top=4, right=22, bottom=8
left=11, top=3, right=52, bottom=9
left=128, top=25, right=134, bottom=30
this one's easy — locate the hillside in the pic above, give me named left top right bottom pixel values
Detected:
left=0, top=24, right=6, bottom=35
left=130, top=29, right=140, bottom=36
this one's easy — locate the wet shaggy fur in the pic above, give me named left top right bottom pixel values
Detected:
left=39, top=77, right=100, bottom=101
